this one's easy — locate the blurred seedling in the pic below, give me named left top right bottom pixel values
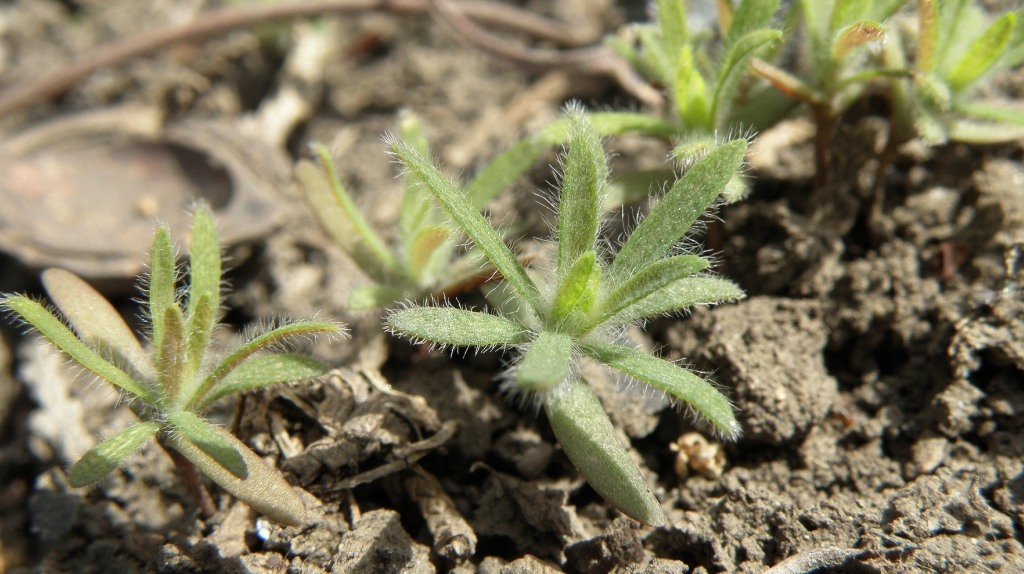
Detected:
left=1, top=206, right=343, bottom=525
left=886, top=0, right=1024, bottom=145
left=385, top=108, right=746, bottom=526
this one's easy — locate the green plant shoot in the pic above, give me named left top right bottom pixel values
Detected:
left=385, top=108, right=745, bottom=526
left=1, top=205, right=344, bottom=525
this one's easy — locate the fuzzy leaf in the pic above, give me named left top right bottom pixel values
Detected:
left=725, top=0, right=780, bottom=47
left=1, top=296, right=151, bottom=400
left=551, top=251, right=599, bottom=331
left=149, top=226, right=176, bottom=359
left=657, top=0, right=688, bottom=70
left=712, top=29, right=782, bottom=128
left=199, top=320, right=342, bottom=402
left=557, top=111, right=605, bottom=275
left=582, top=343, right=740, bottom=439
left=40, top=268, right=154, bottom=379
left=408, top=226, right=452, bottom=281
left=946, top=117, right=1024, bottom=144
left=391, top=138, right=541, bottom=312
left=296, top=149, right=397, bottom=283
left=833, top=21, right=885, bottom=61
left=397, top=109, right=437, bottom=241
left=675, top=45, right=711, bottom=129
left=594, top=255, right=709, bottom=328
left=168, top=411, right=248, bottom=479
left=184, top=293, right=215, bottom=384
left=186, top=206, right=220, bottom=346
left=608, top=276, right=744, bottom=325
left=198, top=354, right=326, bottom=409
left=607, top=140, right=746, bottom=288
left=516, top=331, right=574, bottom=392
left=68, top=421, right=160, bottom=487
left=349, top=284, right=410, bottom=311
left=947, top=12, right=1016, bottom=91
left=387, top=306, right=526, bottom=347
left=157, top=306, right=187, bottom=404
left=164, top=421, right=307, bottom=525
left=544, top=379, right=665, bottom=526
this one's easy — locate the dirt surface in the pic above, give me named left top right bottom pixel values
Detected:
left=1, top=1, right=1023, bottom=573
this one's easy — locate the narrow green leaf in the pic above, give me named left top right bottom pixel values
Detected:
left=2, top=296, right=152, bottom=400
left=199, top=320, right=342, bottom=401
left=198, top=354, right=326, bottom=409
left=581, top=343, right=740, bottom=439
left=947, top=12, right=1016, bottom=91
left=168, top=411, right=248, bottom=479
left=184, top=293, right=214, bottom=382
left=391, top=138, right=541, bottom=312
left=41, top=268, right=154, bottom=379
left=68, top=421, right=160, bottom=487
left=712, top=29, right=782, bottom=129
left=296, top=150, right=397, bottom=283
left=725, top=0, right=780, bottom=47
left=158, top=306, right=187, bottom=404
left=954, top=101, right=1024, bottom=125
left=916, top=0, right=938, bottom=71
left=149, top=226, right=176, bottom=359
left=551, top=251, right=599, bottom=331
left=594, top=255, right=709, bottom=328
left=408, top=226, right=451, bottom=282
left=164, top=421, right=306, bottom=525
left=186, top=206, right=220, bottom=338
left=607, top=276, right=744, bottom=325
left=544, top=379, right=665, bottom=526
left=657, top=0, right=688, bottom=70
left=349, top=284, right=409, bottom=310
left=607, top=140, right=746, bottom=288
left=387, top=306, right=527, bottom=347
left=464, top=112, right=676, bottom=210
left=675, top=45, right=711, bottom=129
left=516, top=331, right=573, bottom=392
left=799, top=0, right=832, bottom=79
left=557, top=111, right=605, bottom=275
left=946, top=117, right=1024, bottom=144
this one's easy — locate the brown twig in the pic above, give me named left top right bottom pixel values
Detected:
left=0, top=0, right=597, bottom=119
left=429, top=0, right=662, bottom=109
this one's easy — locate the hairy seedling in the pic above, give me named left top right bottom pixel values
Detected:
left=385, top=109, right=745, bottom=526
left=1, top=206, right=343, bottom=525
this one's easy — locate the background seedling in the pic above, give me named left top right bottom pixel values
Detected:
left=1, top=206, right=343, bottom=525
left=385, top=109, right=745, bottom=526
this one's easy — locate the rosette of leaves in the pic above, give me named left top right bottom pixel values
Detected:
left=888, top=0, right=1024, bottom=144
left=1, top=206, right=343, bottom=525
left=385, top=109, right=745, bottom=526
left=297, top=110, right=680, bottom=310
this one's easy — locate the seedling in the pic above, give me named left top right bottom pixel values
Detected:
left=385, top=109, right=745, bottom=526
left=888, top=0, right=1024, bottom=144
left=1, top=206, right=343, bottom=525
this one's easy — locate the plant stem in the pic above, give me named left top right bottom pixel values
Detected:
left=165, top=444, right=217, bottom=519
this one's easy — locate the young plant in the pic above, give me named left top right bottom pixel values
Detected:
left=888, top=0, right=1024, bottom=144
left=1, top=206, right=343, bottom=525
left=385, top=109, right=745, bottom=526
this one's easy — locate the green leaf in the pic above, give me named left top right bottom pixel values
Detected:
left=68, top=421, right=160, bottom=487
left=198, top=354, right=326, bottom=409
left=168, top=411, right=248, bottom=479
left=551, top=251, right=599, bottom=331
left=186, top=206, right=220, bottom=345
left=725, top=0, right=780, bottom=48
left=199, top=320, right=342, bottom=402
left=947, top=12, right=1016, bottom=92
left=675, top=45, right=711, bottom=129
left=464, top=112, right=676, bottom=210
left=391, top=138, right=541, bottom=313
left=581, top=343, right=740, bottom=439
left=184, top=293, right=215, bottom=384
left=1, top=296, right=152, bottom=401
left=657, top=0, right=688, bottom=70
left=954, top=101, right=1024, bottom=125
left=40, top=268, right=154, bottom=379
left=157, top=306, right=187, bottom=404
left=946, top=117, right=1024, bottom=144
left=557, top=111, right=605, bottom=275
left=296, top=149, right=397, bottom=283
left=607, top=140, right=746, bottom=288
left=594, top=255, right=709, bottom=328
left=712, top=29, right=782, bottom=129
left=397, top=109, right=437, bottom=242
left=386, top=306, right=527, bottom=347
left=516, top=331, right=573, bottom=392
left=607, top=276, right=744, bottom=325
left=149, top=226, right=176, bottom=360
left=407, top=225, right=452, bottom=282
left=544, top=379, right=665, bottom=526
left=164, top=420, right=307, bottom=525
